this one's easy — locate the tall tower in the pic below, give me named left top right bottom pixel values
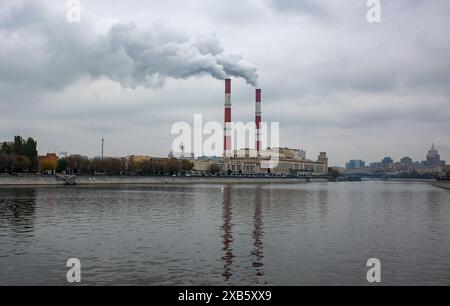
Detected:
left=318, top=152, right=328, bottom=170
left=426, top=143, right=443, bottom=166
left=224, top=79, right=232, bottom=157
left=101, top=138, right=104, bottom=160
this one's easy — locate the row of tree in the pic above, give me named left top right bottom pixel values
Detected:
left=48, top=155, right=195, bottom=176
left=0, top=136, right=38, bottom=173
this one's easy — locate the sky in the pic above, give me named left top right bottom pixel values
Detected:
left=1, top=0, right=449, bottom=166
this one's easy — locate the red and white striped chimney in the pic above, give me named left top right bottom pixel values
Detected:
left=224, top=79, right=232, bottom=157
left=255, top=88, right=262, bottom=155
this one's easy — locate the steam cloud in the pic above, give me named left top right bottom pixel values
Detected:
left=0, top=2, right=259, bottom=90
left=104, top=23, right=259, bottom=87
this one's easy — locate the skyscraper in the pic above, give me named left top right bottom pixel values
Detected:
left=345, top=160, right=366, bottom=170
left=423, top=143, right=446, bottom=166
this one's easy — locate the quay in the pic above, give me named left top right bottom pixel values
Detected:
left=0, top=174, right=329, bottom=186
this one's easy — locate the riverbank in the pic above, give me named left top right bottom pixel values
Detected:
left=432, top=181, right=450, bottom=190
left=384, top=178, right=437, bottom=183
left=0, top=175, right=329, bottom=186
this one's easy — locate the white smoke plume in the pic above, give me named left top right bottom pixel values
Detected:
left=0, top=2, right=259, bottom=90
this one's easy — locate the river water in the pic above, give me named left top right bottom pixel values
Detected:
left=0, top=181, right=449, bottom=285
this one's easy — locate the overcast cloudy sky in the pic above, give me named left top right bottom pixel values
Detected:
left=1, top=0, right=449, bottom=166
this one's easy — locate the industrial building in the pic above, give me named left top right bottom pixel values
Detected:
left=223, top=148, right=328, bottom=176
left=220, top=79, right=328, bottom=176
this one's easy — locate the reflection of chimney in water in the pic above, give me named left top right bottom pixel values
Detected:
left=221, top=185, right=234, bottom=281
left=251, top=186, right=265, bottom=280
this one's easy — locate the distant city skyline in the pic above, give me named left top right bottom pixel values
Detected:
left=1, top=0, right=450, bottom=166
left=344, top=143, right=447, bottom=169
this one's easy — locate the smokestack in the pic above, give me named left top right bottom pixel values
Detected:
left=224, top=79, right=232, bottom=157
left=255, top=88, right=262, bottom=155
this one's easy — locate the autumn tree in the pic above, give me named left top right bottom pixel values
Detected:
left=67, top=154, right=90, bottom=174
left=208, top=163, right=221, bottom=174
left=0, top=153, right=17, bottom=173
left=166, top=159, right=181, bottom=175
left=40, top=157, right=57, bottom=174
left=90, top=157, right=105, bottom=174
left=104, top=157, right=126, bottom=175
left=180, top=160, right=194, bottom=172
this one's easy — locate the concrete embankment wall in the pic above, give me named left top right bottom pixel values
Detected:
left=0, top=175, right=327, bottom=186
left=386, top=178, right=437, bottom=183
left=432, top=181, right=450, bottom=190
left=0, top=176, right=61, bottom=186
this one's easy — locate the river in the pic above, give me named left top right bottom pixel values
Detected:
left=0, top=181, right=449, bottom=285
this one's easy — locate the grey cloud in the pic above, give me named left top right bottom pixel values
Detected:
left=256, top=0, right=450, bottom=103
left=270, top=0, right=329, bottom=17
left=0, top=1, right=259, bottom=92
left=1, top=0, right=450, bottom=165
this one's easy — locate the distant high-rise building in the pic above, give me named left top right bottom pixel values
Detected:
left=423, top=143, right=446, bottom=167
left=346, top=160, right=366, bottom=170
left=318, top=152, right=328, bottom=170
left=400, top=156, right=413, bottom=168
left=381, top=157, right=394, bottom=168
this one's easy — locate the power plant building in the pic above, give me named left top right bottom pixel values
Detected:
left=223, top=148, right=328, bottom=175
left=219, top=79, right=328, bottom=176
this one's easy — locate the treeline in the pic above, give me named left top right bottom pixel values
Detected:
left=0, top=136, right=38, bottom=173
left=53, top=155, right=194, bottom=176
left=1, top=135, right=198, bottom=176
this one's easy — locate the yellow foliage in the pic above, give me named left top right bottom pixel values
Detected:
left=40, top=158, right=57, bottom=171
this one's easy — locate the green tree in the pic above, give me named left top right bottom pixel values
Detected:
left=0, top=136, right=38, bottom=173
left=0, top=153, right=10, bottom=173
left=56, top=159, right=68, bottom=173
left=13, top=136, right=24, bottom=155
left=6, top=154, right=19, bottom=173
left=17, top=156, right=32, bottom=172
left=24, top=137, right=38, bottom=171
left=1, top=142, right=11, bottom=154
